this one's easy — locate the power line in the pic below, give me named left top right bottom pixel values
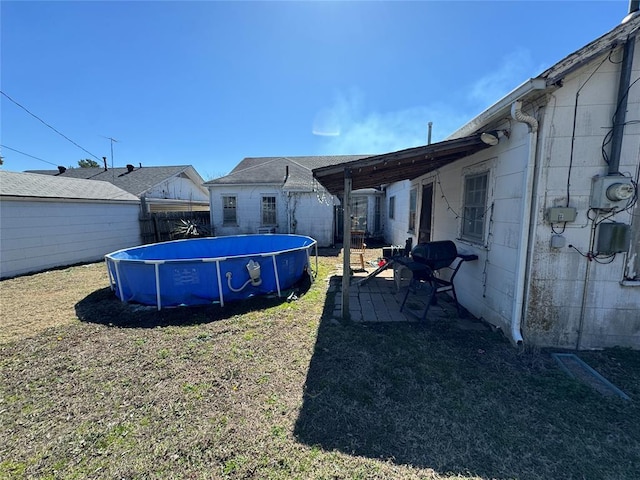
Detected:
left=0, top=144, right=58, bottom=167
left=0, top=90, right=102, bottom=162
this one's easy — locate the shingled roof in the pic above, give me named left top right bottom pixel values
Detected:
left=0, top=170, right=139, bottom=201
left=26, top=165, right=204, bottom=198
left=204, top=155, right=369, bottom=192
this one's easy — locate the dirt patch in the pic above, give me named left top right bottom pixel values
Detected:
left=0, top=262, right=109, bottom=343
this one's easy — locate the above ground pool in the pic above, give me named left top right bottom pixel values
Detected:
left=105, top=234, right=317, bottom=310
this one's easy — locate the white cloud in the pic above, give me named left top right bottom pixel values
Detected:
left=467, top=48, right=544, bottom=107
left=314, top=89, right=469, bottom=155
left=314, top=50, right=547, bottom=155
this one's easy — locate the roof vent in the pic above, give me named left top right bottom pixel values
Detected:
left=126, top=164, right=135, bottom=173
left=57, top=166, right=67, bottom=174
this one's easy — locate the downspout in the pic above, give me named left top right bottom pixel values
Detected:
left=287, top=192, right=292, bottom=234
left=284, top=166, right=291, bottom=234
left=609, top=31, right=636, bottom=174
left=510, top=100, right=540, bottom=346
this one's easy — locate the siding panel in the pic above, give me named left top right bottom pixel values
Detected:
left=1, top=199, right=141, bottom=278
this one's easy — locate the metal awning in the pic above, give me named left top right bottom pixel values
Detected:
left=312, top=133, right=493, bottom=195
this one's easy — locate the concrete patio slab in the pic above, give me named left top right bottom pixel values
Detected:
left=327, top=265, right=487, bottom=332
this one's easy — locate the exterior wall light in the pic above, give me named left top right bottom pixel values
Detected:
left=480, top=130, right=509, bottom=145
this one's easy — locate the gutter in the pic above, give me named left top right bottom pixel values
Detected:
left=447, top=78, right=547, bottom=140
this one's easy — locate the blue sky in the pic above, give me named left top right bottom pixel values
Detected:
left=0, top=1, right=632, bottom=180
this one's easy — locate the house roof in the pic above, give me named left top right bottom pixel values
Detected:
left=540, top=12, right=639, bottom=86
left=204, top=155, right=369, bottom=192
left=26, top=165, right=206, bottom=198
left=312, top=134, right=493, bottom=195
left=0, top=170, right=139, bottom=201
left=313, top=13, right=640, bottom=195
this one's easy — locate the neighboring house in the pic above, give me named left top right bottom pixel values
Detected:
left=315, top=12, right=640, bottom=350
left=204, top=155, right=384, bottom=247
left=0, top=170, right=141, bottom=278
left=27, top=164, right=209, bottom=212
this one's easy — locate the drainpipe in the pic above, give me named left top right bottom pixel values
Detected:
left=287, top=192, right=292, bottom=234
left=284, top=166, right=291, bottom=234
left=510, top=100, right=540, bottom=346
left=609, top=33, right=636, bottom=174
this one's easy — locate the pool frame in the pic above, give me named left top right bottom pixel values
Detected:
left=105, top=234, right=318, bottom=310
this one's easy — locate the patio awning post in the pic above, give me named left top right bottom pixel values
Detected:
left=341, top=168, right=352, bottom=319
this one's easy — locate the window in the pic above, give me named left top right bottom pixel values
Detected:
left=389, top=195, right=395, bottom=219
left=408, top=188, right=417, bottom=233
left=261, top=196, right=277, bottom=225
left=461, top=172, right=489, bottom=242
left=222, top=196, right=237, bottom=225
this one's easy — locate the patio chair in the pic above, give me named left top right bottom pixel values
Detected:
left=399, top=240, right=478, bottom=321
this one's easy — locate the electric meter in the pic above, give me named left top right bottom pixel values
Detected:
left=590, top=176, right=635, bottom=210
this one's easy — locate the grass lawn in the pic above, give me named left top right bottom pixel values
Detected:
left=1, top=253, right=639, bottom=479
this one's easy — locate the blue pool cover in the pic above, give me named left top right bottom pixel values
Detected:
left=105, top=234, right=317, bottom=309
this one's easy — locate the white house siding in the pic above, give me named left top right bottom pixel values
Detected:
left=384, top=180, right=412, bottom=246
left=406, top=126, right=531, bottom=335
left=209, top=185, right=283, bottom=236
left=146, top=175, right=209, bottom=203
left=0, top=198, right=141, bottom=278
left=525, top=46, right=640, bottom=349
left=287, top=191, right=335, bottom=247
left=209, top=186, right=335, bottom=245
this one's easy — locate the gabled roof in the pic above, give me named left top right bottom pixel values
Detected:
left=204, top=155, right=369, bottom=192
left=26, top=165, right=206, bottom=198
left=0, top=170, right=139, bottom=201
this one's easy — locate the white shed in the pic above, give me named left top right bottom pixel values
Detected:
left=0, top=171, right=142, bottom=278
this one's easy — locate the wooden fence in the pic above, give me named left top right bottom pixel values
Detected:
left=139, top=211, right=212, bottom=244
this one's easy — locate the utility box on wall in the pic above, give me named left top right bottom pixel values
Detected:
left=597, top=222, right=630, bottom=254
left=548, top=207, right=577, bottom=223
left=590, top=175, right=634, bottom=210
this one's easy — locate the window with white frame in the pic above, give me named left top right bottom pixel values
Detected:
left=461, top=172, right=489, bottom=243
left=261, top=196, right=277, bottom=225
left=408, top=188, right=417, bottom=233
left=389, top=195, right=395, bottom=220
left=222, top=196, right=237, bottom=225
